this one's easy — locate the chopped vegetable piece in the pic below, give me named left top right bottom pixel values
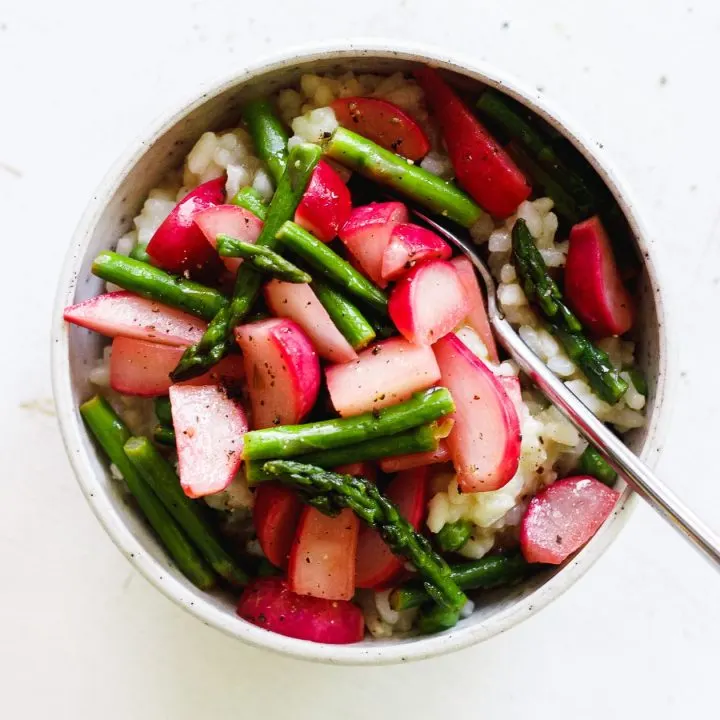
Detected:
left=253, top=484, right=303, bottom=569
left=577, top=445, right=617, bottom=486
left=242, top=99, right=290, bottom=184
left=295, top=160, right=352, bottom=242
left=435, top=519, right=472, bottom=553
left=216, top=234, right=311, bottom=283
left=311, top=280, right=376, bottom=351
left=381, top=223, right=452, bottom=282
left=231, top=186, right=268, bottom=219
left=417, top=604, right=461, bottom=634
left=379, top=441, right=451, bottom=473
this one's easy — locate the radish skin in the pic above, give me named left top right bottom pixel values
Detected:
left=253, top=484, right=303, bottom=569
left=294, top=160, right=352, bottom=242
left=381, top=223, right=452, bottom=282
left=194, top=204, right=263, bottom=273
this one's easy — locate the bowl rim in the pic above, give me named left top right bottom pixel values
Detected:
left=51, top=39, right=669, bottom=665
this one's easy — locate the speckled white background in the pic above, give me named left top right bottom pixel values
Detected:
left=2, top=0, right=719, bottom=716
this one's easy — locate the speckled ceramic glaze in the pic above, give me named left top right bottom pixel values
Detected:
left=52, top=42, right=669, bottom=665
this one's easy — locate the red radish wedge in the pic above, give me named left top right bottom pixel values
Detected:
left=433, top=333, right=521, bottom=492
left=194, top=204, right=263, bottom=273
left=146, top=177, right=226, bottom=276
left=451, top=256, right=499, bottom=363
left=234, top=318, right=320, bottom=429
left=253, top=484, right=303, bottom=569
left=381, top=223, right=452, bottom=282
left=497, top=374, right=524, bottom=419
left=338, top=201, right=409, bottom=287
left=355, top=467, right=429, bottom=589
left=330, top=97, right=431, bottom=161
left=335, top=463, right=378, bottom=483
left=415, top=68, right=530, bottom=218
left=294, top=160, right=352, bottom=242
left=264, top=279, right=357, bottom=364
left=169, top=384, right=248, bottom=498
left=325, top=337, right=441, bottom=417
left=379, top=441, right=451, bottom=474
left=237, top=577, right=364, bottom=644
left=565, top=216, right=635, bottom=337
left=109, top=337, right=245, bottom=397
left=389, top=260, right=470, bottom=346
left=289, top=507, right=359, bottom=600
left=63, top=291, right=206, bottom=346
left=520, top=476, right=619, bottom=564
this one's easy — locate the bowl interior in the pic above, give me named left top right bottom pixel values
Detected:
left=53, top=47, right=667, bottom=664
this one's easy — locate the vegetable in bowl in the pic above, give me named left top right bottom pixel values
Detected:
left=62, top=62, right=650, bottom=646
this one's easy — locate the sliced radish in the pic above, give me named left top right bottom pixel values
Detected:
left=63, top=291, right=206, bottom=346
left=355, top=467, right=428, bottom=589
left=294, top=160, right=352, bottom=242
left=146, top=177, right=225, bottom=276
left=264, top=279, right=357, bottom=364
left=433, top=333, right=521, bottom=492
left=415, top=68, right=530, bottom=218
left=381, top=223, right=452, bottom=282
left=520, top=476, right=619, bottom=564
left=253, top=484, right=303, bottom=569
left=234, top=318, right=320, bottom=429
left=289, top=507, right=359, bottom=600
left=325, top=337, right=441, bottom=417
left=565, top=216, right=635, bottom=337
left=334, top=462, right=378, bottom=483
left=496, top=374, right=524, bottom=420
left=237, top=577, right=364, bottom=644
left=338, top=201, right=409, bottom=287
left=194, top=204, right=263, bottom=273
left=109, top=337, right=245, bottom=397
left=451, top=256, right=499, bottom=363
left=379, top=441, right=451, bottom=474
left=169, top=384, right=248, bottom=498
left=330, top=97, right=431, bottom=161
left=389, top=260, right=470, bottom=346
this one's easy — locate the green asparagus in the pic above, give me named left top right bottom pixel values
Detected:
left=215, top=235, right=312, bottom=283
left=577, top=445, right=617, bottom=486
left=312, top=280, right=376, bottom=350
left=276, top=220, right=388, bottom=316
left=390, top=553, right=530, bottom=611
left=152, top=424, right=176, bottom=447
left=242, top=99, right=290, bottom=184
left=263, top=460, right=467, bottom=611
left=129, top=242, right=152, bottom=263
left=243, top=387, right=455, bottom=461
left=124, top=437, right=249, bottom=586
left=171, top=143, right=322, bottom=381
left=435, top=519, right=472, bottom=553
left=626, top=368, right=648, bottom=396
left=325, top=127, right=486, bottom=228
left=231, top=186, right=268, bottom=220
left=416, top=604, right=461, bottom=634
left=512, top=218, right=628, bottom=404
left=153, top=396, right=173, bottom=425
left=92, top=251, right=228, bottom=321
left=79, top=396, right=215, bottom=589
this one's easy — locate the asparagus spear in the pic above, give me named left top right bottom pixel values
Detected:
left=124, top=436, right=249, bottom=586
left=215, top=234, right=312, bottom=283
left=577, top=445, right=617, bottom=486
left=512, top=218, right=628, bottom=404
left=324, top=127, right=486, bottom=228
left=245, top=423, right=440, bottom=484
left=311, top=280, right=376, bottom=350
left=152, top=424, right=176, bottom=447
left=263, top=460, right=467, bottom=611
left=153, top=396, right=173, bottom=425
left=243, top=387, right=455, bottom=461
left=242, top=99, right=290, bottom=185
left=231, top=186, right=268, bottom=220
left=129, top=242, right=152, bottom=263
left=92, top=251, right=228, bottom=321
left=417, top=604, right=461, bottom=634
left=276, top=221, right=388, bottom=316
left=171, top=143, right=322, bottom=381
left=626, top=368, right=648, bottom=396
left=79, top=396, right=215, bottom=589
left=390, top=553, right=530, bottom=611
left=435, top=519, right=472, bottom=553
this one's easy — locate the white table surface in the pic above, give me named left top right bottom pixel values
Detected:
left=2, top=0, right=719, bottom=716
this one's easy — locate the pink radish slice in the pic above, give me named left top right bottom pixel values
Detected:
left=379, top=441, right=451, bottom=473
left=433, top=333, right=521, bottom=492
left=496, top=374, right=524, bottom=420
left=565, top=216, right=635, bottom=337
left=63, top=291, right=206, bottom=346
left=520, top=476, right=619, bottom=564
left=451, top=256, right=499, bottom=362
left=389, top=260, right=470, bottom=346
left=146, top=177, right=225, bottom=277
left=294, top=160, right=352, bottom=242
left=234, top=318, right=320, bottom=429
left=169, top=384, right=248, bottom=498
left=325, top=337, right=441, bottom=417
left=338, top=201, right=408, bottom=287
left=194, top=204, right=263, bottom=273
left=381, top=223, right=452, bottom=282
left=264, top=279, right=357, bottom=364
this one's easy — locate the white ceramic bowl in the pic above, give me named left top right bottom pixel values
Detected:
left=52, top=42, right=669, bottom=665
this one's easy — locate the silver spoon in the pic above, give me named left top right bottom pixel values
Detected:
left=413, top=208, right=720, bottom=567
